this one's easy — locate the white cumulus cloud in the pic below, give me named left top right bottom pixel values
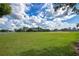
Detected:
left=0, top=3, right=78, bottom=30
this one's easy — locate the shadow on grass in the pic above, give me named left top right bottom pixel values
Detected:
left=19, top=46, right=75, bottom=56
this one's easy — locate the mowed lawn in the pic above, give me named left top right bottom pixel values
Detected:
left=0, top=32, right=79, bottom=56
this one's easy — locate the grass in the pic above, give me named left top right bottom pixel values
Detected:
left=0, top=32, right=79, bottom=56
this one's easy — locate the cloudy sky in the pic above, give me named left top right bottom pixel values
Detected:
left=0, top=3, right=79, bottom=30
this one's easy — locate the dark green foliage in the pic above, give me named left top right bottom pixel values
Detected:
left=0, top=4, right=12, bottom=17
left=14, top=27, right=50, bottom=32
left=27, top=28, right=36, bottom=32
left=15, top=28, right=24, bottom=32
left=0, top=29, right=10, bottom=32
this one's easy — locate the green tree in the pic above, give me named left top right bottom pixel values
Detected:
left=0, top=3, right=12, bottom=17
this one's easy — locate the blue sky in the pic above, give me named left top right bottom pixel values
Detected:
left=63, top=15, right=79, bottom=23
left=26, top=3, right=79, bottom=22
left=27, top=3, right=79, bottom=24
left=26, top=3, right=44, bottom=16
left=0, top=3, right=79, bottom=30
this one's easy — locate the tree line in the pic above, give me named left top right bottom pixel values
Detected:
left=0, top=23, right=79, bottom=32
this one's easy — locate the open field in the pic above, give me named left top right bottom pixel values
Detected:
left=0, top=32, right=79, bottom=56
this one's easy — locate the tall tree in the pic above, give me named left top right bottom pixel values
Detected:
left=0, top=3, right=12, bottom=17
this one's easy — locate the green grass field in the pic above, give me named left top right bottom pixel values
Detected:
left=0, top=32, right=79, bottom=56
